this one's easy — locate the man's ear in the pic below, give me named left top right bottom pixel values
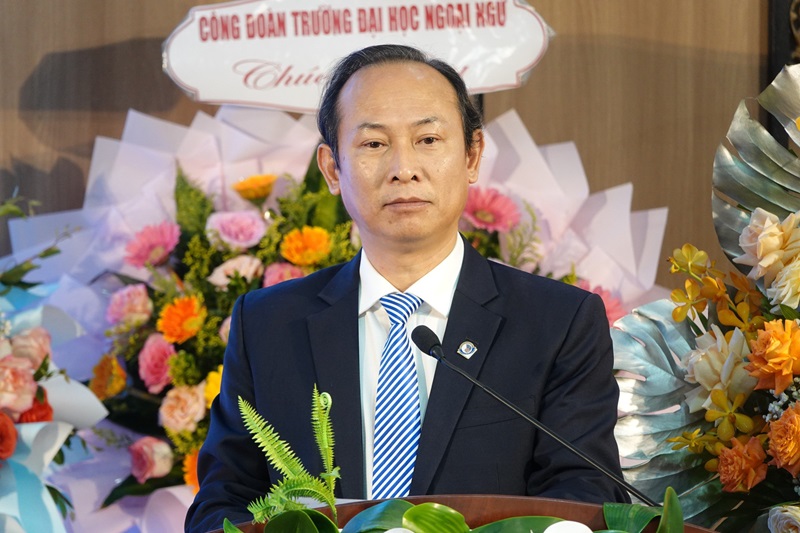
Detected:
left=466, top=129, right=485, bottom=184
left=317, top=143, right=341, bottom=195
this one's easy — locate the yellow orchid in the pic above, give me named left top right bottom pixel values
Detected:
left=667, top=428, right=719, bottom=455
left=729, top=269, right=764, bottom=310
left=699, top=276, right=732, bottom=311
left=671, top=278, right=707, bottom=322
left=718, top=301, right=765, bottom=340
left=669, top=243, right=710, bottom=277
left=705, top=389, right=755, bottom=442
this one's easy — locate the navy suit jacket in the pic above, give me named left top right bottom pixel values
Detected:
left=185, top=241, right=628, bottom=532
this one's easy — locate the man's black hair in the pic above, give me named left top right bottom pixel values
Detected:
left=317, top=44, right=483, bottom=166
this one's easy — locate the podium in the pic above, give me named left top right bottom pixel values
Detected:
left=221, top=494, right=715, bottom=532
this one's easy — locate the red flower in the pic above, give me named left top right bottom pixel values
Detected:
left=18, top=388, right=54, bottom=423
left=0, top=411, right=17, bottom=461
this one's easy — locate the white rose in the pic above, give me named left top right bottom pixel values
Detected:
left=734, top=208, right=800, bottom=286
left=768, top=505, right=800, bottom=533
left=767, top=255, right=800, bottom=310
left=207, top=255, right=265, bottom=289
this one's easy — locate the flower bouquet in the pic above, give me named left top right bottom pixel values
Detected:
left=612, top=64, right=800, bottom=532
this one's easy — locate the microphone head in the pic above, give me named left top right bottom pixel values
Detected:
left=411, top=325, right=442, bottom=358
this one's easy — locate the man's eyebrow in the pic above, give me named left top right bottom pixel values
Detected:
left=355, top=116, right=441, bottom=132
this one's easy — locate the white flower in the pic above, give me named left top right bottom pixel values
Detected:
left=768, top=504, right=800, bottom=533
left=767, top=255, right=800, bottom=310
left=207, top=255, right=265, bottom=289
left=682, top=325, right=756, bottom=413
left=733, top=208, right=800, bottom=286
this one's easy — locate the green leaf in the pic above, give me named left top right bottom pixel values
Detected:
left=779, top=304, right=800, bottom=320
left=263, top=510, right=320, bottom=533
left=603, top=501, right=662, bottom=533
left=222, top=518, right=247, bottom=533
left=0, top=203, right=25, bottom=218
left=100, top=464, right=185, bottom=508
left=470, top=515, right=563, bottom=533
left=0, top=260, right=38, bottom=285
left=38, top=245, right=61, bottom=259
left=656, top=487, right=684, bottom=533
left=302, top=509, right=339, bottom=533
left=46, top=484, right=74, bottom=519
left=341, top=499, right=414, bottom=533
left=402, top=502, right=470, bottom=533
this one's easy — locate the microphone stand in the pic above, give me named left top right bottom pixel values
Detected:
left=425, top=342, right=658, bottom=507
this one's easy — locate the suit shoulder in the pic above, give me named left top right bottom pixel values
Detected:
left=239, top=261, right=351, bottom=312
left=487, top=260, right=591, bottom=302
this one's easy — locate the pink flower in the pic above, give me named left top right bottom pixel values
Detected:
left=138, top=333, right=176, bottom=394
left=129, top=436, right=174, bottom=484
left=578, top=280, right=626, bottom=325
left=124, top=221, right=180, bottom=268
left=207, top=255, right=265, bottom=289
left=106, top=284, right=154, bottom=325
left=205, top=211, right=267, bottom=251
left=0, top=355, right=36, bottom=419
left=219, top=316, right=232, bottom=345
left=158, top=384, right=206, bottom=433
left=262, top=262, right=305, bottom=288
left=11, top=327, right=51, bottom=370
left=461, top=186, right=521, bottom=233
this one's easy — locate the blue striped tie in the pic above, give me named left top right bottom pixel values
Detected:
left=372, top=292, right=423, bottom=499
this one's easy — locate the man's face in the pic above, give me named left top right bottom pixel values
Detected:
left=318, top=61, right=483, bottom=255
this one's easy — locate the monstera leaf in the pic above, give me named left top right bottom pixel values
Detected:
left=712, top=64, right=800, bottom=265
left=612, top=300, right=725, bottom=526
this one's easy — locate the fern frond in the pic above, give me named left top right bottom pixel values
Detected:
left=237, top=396, right=309, bottom=479
left=272, top=474, right=338, bottom=523
left=311, top=386, right=336, bottom=492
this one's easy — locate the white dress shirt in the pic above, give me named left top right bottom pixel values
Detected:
left=358, top=236, right=464, bottom=498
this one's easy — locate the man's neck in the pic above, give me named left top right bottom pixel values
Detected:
left=362, top=234, right=459, bottom=292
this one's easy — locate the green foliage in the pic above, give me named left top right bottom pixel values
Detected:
left=319, top=222, right=358, bottom=269
left=236, top=387, right=339, bottom=524
left=166, top=420, right=209, bottom=455
left=341, top=499, right=414, bottom=533
left=46, top=484, right=74, bottom=520
left=175, top=170, right=215, bottom=235
left=402, top=502, right=470, bottom=533
left=101, top=462, right=186, bottom=508
left=504, top=203, right=541, bottom=269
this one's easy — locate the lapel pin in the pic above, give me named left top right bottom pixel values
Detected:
left=457, top=340, right=477, bottom=359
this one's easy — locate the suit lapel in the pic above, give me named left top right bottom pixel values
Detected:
left=410, top=242, right=503, bottom=495
left=307, top=254, right=366, bottom=498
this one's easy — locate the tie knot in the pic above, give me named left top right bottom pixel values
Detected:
left=380, top=292, right=422, bottom=326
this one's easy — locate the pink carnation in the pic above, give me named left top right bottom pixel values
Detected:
left=578, top=280, right=626, bottom=325
left=0, top=355, right=37, bottom=419
left=158, top=384, right=206, bottom=433
left=11, top=327, right=51, bottom=370
left=263, top=262, right=305, bottom=287
left=138, top=333, right=176, bottom=394
left=124, top=221, right=180, bottom=268
left=462, top=186, right=521, bottom=233
left=205, top=211, right=267, bottom=251
left=106, top=283, right=153, bottom=325
left=129, top=436, right=174, bottom=484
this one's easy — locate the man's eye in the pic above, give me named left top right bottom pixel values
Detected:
left=420, top=137, right=437, bottom=145
left=365, top=141, right=383, bottom=149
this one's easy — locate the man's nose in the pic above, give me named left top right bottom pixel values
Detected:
left=388, top=143, right=420, bottom=182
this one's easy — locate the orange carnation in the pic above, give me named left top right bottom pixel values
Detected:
left=768, top=403, right=800, bottom=477
left=18, top=388, right=54, bottom=423
left=280, top=226, right=332, bottom=267
left=183, top=449, right=200, bottom=494
left=89, top=354, right=127, bottom=400
left=0, top=411, right=17, bottom=461
left=747, top=319, right=800, bottom=395
left=716, top=436, right=767, bottom=493
left=157, top=295, right=207, bottom=344
left=232, top=174, right=278, bottom=202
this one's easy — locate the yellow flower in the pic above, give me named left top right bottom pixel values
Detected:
left=671, top=278, right=706, bottom=322
left=89, top=354, right=127, bottom=400
left=729, top=269, right=764, bottom=310
left=157, top=295, right=207, bottom=344
left=204, top=365, right=223, bottom=409
left=183, top=449, right=200, bottom=494
left=667, top=428, right=719, bottom=454
left=280, top=226, right=332, bottom=266
left=669, top=244, right=710, bottom=277
left=717, top=301, right=765, bottom=341
left=747, top=319, right=800, bottom=395
left=699, top=276, right=731, bottom=311
left=232, top=174, right=278, bottom=202
left=705, top=389, right=754, bottom=442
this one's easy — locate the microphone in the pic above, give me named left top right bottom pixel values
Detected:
left=411, top=325, right=657, bottom=507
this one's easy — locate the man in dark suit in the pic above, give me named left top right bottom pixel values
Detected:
left=186, top=44, right=628, bottom=533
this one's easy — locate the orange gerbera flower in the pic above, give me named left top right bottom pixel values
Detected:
left=89, top=354, right=127, bottom=400
left=183, top=449, right=200, bottom=493
left=716, top=436, right=767, bottom=493
left=157, top=295, right=207, bottom=344
left=280, top=226, right=332, bottom=267
left=747, top=319, right=800, bottom=395
left=768, top=402, right=800, bottom=477
left=232, top=174, right=278, bottom=202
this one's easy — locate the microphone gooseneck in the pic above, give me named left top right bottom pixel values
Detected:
left=410, top=325, right=657, bottom=507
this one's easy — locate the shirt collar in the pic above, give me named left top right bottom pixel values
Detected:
left=358, top=236, right=464, bottom=317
